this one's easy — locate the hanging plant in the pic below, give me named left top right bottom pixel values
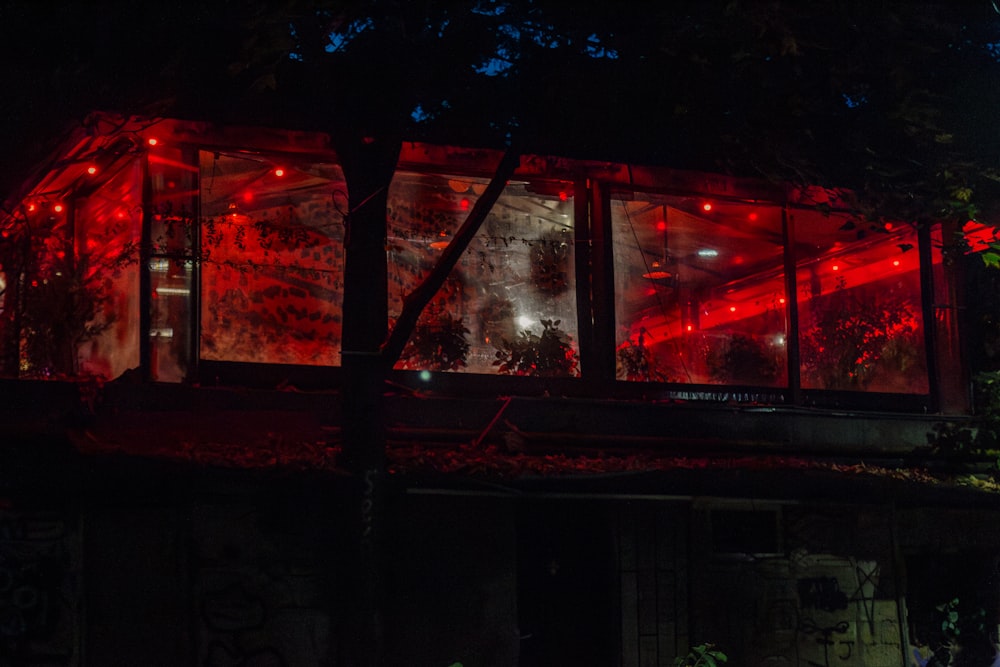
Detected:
left=529, top=231, right=571, bottom=296
left=616, top=331, right=671, bottom=382
left=493, top=318, right=579, bottom=377
left=399, top=312, right=471, bottom=371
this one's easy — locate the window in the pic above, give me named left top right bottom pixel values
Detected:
left=612, top=192, right=787, bottom=386
left=792, top=208, right=927, bottom=394
left=198, top=151, right=347, bottom=367
left=388, top=171, right=579, bottom=376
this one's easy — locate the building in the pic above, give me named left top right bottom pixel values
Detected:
left=1, top=111, right=998, bottom=666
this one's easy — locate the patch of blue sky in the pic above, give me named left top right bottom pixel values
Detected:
left=842, top=92, right=868, bottom=109
left=584, top=32, right=619, bottom=59
left=472, top=1, right=510, bottom=17
left=474, top=57, right=514, bottom=76
left=325, top=16, right=375, bottom=53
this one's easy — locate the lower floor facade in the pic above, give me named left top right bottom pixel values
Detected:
left=3, top=454, right=999, bottom=667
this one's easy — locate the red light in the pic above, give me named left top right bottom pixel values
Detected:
left=893, top=259, right=900, bottom=267
left=729, top=306, right=737, bottom=312
left=656, top=220, right=667, bottom=231
left=558, top=191, right=568, bottom=202
left=779, top=297, right=786, bottom=304
left=147, top=138, right=158, bottom=146
left=274, top=168, right=285, bottom=177
left=702, top=203, right=712, bottom=212
left=832, top=264, right=839, bottom=271
left=884, top=222, right=893, bottom=231
left=686, top=324, right=693, bottom=332
left=53, top=204, right=64, bottom=213
left=27, top=203, right=35, bottom=212
left=87, top=166, right=97, bottom=175
left=748, top=212, right=758, bottom=221
left=460, top=198, right=470, bottom=210
left=242, top=190, right=254, bottom=203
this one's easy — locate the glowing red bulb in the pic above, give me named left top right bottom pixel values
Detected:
left=729, top=306, right=737, bottom=312
left=702, top=203, right=712, bottom=212
left=147, top=138, right=158, bottom=146
left=460, top=198, right=470, bottom=210
left=779, top=297, right=786, bottom=304
left=656, top=220, right=667, bottom=231
left=53, top=204, right=64, bottom=213
left=832, top=264, right=839, bottom=271
left=686, top=324, right=693, bottom=332
left=87, top=166, right=97, bottom=175
left=893, top=259, right=900, bottom=267
left=27, top=204, right=35, bottom=212
left=274, top=168, right=285, bottom=177
left=242, top=190, right=254, bottom=203
left=748, top=212, right=758, bottom=221
left=558, top=191, right=568, bottom=202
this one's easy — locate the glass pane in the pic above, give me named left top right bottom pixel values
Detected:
left=388, top=172, right=579, bottom=376
left=794, top=211, right=927, bottom=393
left=149, top=147, right=198, bottom=256
left=199, top=151, right=346, bottom=366
left=150, top=258, right=192, bottom=382
left=75, top=160, right=142, bottom=379
left=612, top=193, right=787, bottom=386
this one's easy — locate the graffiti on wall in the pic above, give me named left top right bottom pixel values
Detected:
left=192, top=501, right=335, bottom=667
left=740, top=556, right=900, bottom=667
left=0, top=511, right=81, bottom=666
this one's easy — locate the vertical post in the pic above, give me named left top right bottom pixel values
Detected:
left=589, top=180, right=617, bottom=385
left=139, top=155, right=152, bottom=382
left=337, top=132, right=400, bottom=667
left=782, top=205, right=802, bottom=404
left=918, top=221, right=941, bottom=413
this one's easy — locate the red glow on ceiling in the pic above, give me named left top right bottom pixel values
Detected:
left=242, top=190, right=254, bottom=203
left=702, top=202, right=712, bottom=212
left=656, top=220, right=667, bottom=231
left=460, top=198, right=470, bottom=210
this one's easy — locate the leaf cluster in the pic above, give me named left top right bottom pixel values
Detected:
left=674, top=643, right=728, bottom=667
left=493, top=318, right=578, bottom=377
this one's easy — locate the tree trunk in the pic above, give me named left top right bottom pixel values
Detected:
left=336, top=132, right=400, bottom=667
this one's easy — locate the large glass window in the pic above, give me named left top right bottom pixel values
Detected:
left=75, top=160, right=142, bottom=379
left=148, top=147, right=198, bottom=381
left=199, top=151, right=347, bottom=366
left=612, top=193, right=787, bottom=386
left=793, top=209, right=928, bottom=393
left=388, top=171, right=579, bottom=376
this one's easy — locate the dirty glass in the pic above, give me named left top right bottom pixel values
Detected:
left=388, top=171, right=579, bottom=376
left=199, top=151, right=347, bottom=366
